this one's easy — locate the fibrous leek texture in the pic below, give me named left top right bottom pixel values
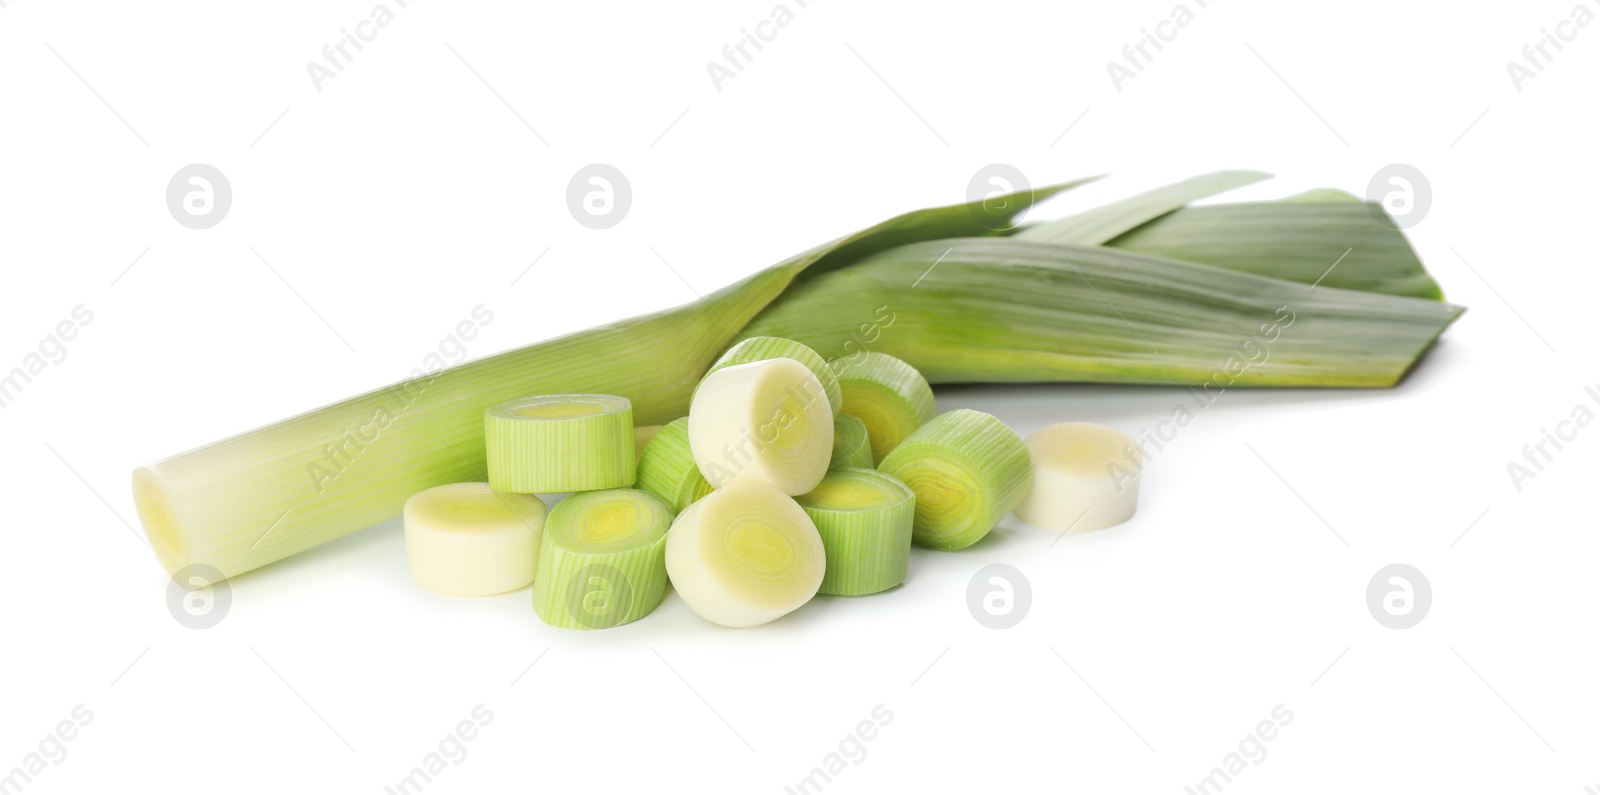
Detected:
left=133, top=174, right=1459, bottom=582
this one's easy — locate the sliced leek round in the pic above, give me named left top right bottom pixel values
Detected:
left=831, top=352, right=936, bottom=463
left=688, top=358, right=833, bottom=496
left=665, top=481, right=825, bottom=627
left=635, top=418, right=713, bottom=513
left=878, top=409, right=1032, bottom=550
left=1015, top=422, right=1141, bottom=532
left=485, top=394, right=635, bottom=493
left=707, top=336, right=842, bottom=415
left=404, top=482, right=546, bottom=597
left=532, top=488, right=672, bottom=630
left=830, top=413, right=875, bottom=470
left=794, top=468, right=915, bottom=596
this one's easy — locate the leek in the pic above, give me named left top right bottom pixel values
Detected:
left=403, top=482, right=545, bottom=597
left=878, top=409, right=1032, bottom=550
left=1014, top=422, right=1141, bottom=533
left=532, top=488, right=672, bottom=630
left=794, top=468, right=915, bottom=596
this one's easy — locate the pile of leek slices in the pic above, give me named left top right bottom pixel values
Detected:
left=406, top=336, right=1143, bottom=629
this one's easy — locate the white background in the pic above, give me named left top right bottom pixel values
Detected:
left=2, top=0, right=1596, bottom=792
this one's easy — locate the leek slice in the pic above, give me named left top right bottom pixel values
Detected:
left=688, top=358, right=833, bottom=495
left=532, top=488, right=672, bottom=629
left=830, top=413, right=874, bottom=470
left=404, top=483, right=545, bottom=597
left=794, top=468, right=915, bottom=596
left=705, top=336, right=842, bottom=416
left=485, top=394, right=635, bottom=493
left=740, top=238, right=1464, bottom=387
left=1015, top=170, right=1270, bottom=245
left=665, top=481, right=825, bottom=627
left=635, top=418, right=714, bottom=513
left=1014, top=423, right=1141, bottom=532
left=832, top=352, right=936, bottom=463
left=1106, top=201, right=1444, bottom=299
left=878, top=409, right=1032, bottom=550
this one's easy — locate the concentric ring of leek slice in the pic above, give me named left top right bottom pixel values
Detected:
left=533, top=488, right=672, bottom=630
left=878, top=409, right=1032, bottom=550
left=485, top=394, right=635, bottom=493
left=831, top=352, right=936, bottom=463
left=688, top=358, right=832, bottom=496
left=404, top=482, right=546, bottom=597
left=794, top=468, right=915, bottom=596
left=1015, top=422, right=1141, bottom=532
left=665, top=482, right=825, bottom=628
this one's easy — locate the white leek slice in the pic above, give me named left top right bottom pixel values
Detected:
left=633, top=424, right=665, bottom=461
left=404, top=482, right=546, bottom=597
left=688, top=358, right=832, bottom=495
left=635, top=418, right=713, bottom=513
left=794, top=468, right=915, bottom=596
left=878, top=409, right=1032, bottom=550
left=831, top=352, right=936, bottom=463
left=532, top=488, right=672, bottom=629
left=707, top=336, right=843, bottom=415
left=830, top=413, right=875, bottom=470
left=665, top=481, right=825, bottom=627
left=485, top=394, right=635, bottom=493
left=1015, top=422, right=1141, bottom=532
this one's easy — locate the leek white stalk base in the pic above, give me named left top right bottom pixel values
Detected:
left=688, top=358, right=833, bottom=495
left=665, top=482, right=825, bottom=627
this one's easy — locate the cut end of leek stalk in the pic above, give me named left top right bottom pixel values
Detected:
left=795, top=468, right=915, bottom=596
left=533, top=488, right=672, bottom=630
left=485, top=394, right=636, bottom=493
left=832, top=352, right=936, bottom=463
left=878, top=409, right=1032, bottom=551
left=1015, top=422, right=1141, bottom=532
left=636, top=418, right=714, bottom=513
left=830, top=413, right=875, bottom=470
left=706, top=336, right=843, bottom=416
left=404, top=483, right=546, bottom=597
left=665, top=481, right=825, bottom=627
left=689, top=358, right=833, bottom=495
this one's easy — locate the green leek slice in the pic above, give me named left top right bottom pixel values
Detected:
left=877, top=409, right=1032, bottom=551
left=485, top=394, right=635, bottom=493
left=794, top=468, right=915, bottom=596
left=635, top=418, right=714, bottom=513
left=532, top=488, right=672, bottom=630
left=704, top=336, right=842, bottom=416
left=832, top=352, right=936, bottom=463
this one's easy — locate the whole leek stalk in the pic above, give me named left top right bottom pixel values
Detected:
left=134, top=175, right=1463, bottom=582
